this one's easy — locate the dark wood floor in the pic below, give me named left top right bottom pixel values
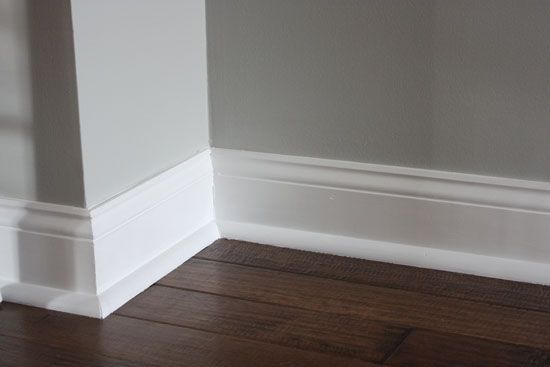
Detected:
left=2, top=239, right=550, bottom=366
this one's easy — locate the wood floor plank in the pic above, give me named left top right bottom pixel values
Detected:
left=158, top=258, right=550, bottom=350
left=0, top=305, right=378, bottom=367
left=0, top=334, right=144, bottom=367
left=385, top=329, right=550, bottom=367
left=116, top=285, right=407, bottom=363
left=197, top=239, right=550, bottom=313
left=0, top=302, right=49, bottom=327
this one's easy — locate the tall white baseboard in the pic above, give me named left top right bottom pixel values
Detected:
left=0, top=150, right=218, bottom=318
left=3, top=147, right=550, bottom=316
left=213, top=148, right=550, bottom=285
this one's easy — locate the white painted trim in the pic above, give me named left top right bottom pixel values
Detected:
left=3, top=146, right=550, bottom=315
left=0, top=150, right=218, bottom=317
left=0, top=196, right=92, bottom=240
left=0, top=222, right=218, bottom=318
left=91, top=150, right=215, bottom=294
left=0, top=280, right=102, bottom=318
left=89, top=150, right=213, bottom=240
left=97, top=221, right=219, bottom=317
left=213, top=148, right=550, bottom=285
left=213, top=148, right=550, bottom=213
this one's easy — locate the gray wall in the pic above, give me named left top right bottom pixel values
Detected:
left=0, top=0, right=85, bottom=206
left=208, top=0, right=550, bottom=182
left=208, top=0, right=434, bottom=168
left=71, top=0, right=210, bottom=207
left=430, top=0, right=550, bottom=181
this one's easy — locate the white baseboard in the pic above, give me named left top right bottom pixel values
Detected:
left=0, top=280, right=102, bottom=318
left=97, top=220, right=219, bottom=317
left=0, top=200, right=96, bottom=294
left=0, top=150, right=218, bottom=318
left=213, top=148, right=550, bottom=285
left=3, top=147, right=550, bottom=315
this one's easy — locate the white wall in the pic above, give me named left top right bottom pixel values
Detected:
left=0, top=0, right=34, bottom=200
left=208, top=0, right=550, bottom=182
left=0, top=0, right=85, bottom=206
left=71, top=0, right=210, bottom=207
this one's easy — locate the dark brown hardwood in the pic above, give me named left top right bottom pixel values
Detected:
left=198, top=239, right=550, bottom=313
left=386, top=330, right=550, bottom=367
left=116, top=285, right=407, bottom=363
left=158, top=258, right=550, bottom=350
left=2, top=238, right=550, bottom=366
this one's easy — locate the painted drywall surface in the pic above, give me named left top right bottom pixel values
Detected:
left=0, top=0, right=85, bottom=206
left=208, top=0, right=434, bottom=168
left=430, top=0, right=550, bottom=181
left=71, top=0, right=210, bottom=207
left=208, top=0, right=550, bottom=182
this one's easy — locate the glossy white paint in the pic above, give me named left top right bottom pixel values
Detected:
left=0, top=150, right=216, bottom=317
left=213, top=148, right=550, bottom=285
left=2, top=147, right=550, bottom=316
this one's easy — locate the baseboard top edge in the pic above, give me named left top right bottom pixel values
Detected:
left=212, top=148, right=550, bottom=214
left=212, top=148, right=550, bottom=192
left=89, top=149, right=213, bottom=217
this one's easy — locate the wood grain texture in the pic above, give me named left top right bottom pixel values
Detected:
left=0, top=334, right=144, bottom=367
left=1, top=304, right=377, bottom=367
left=386, top=329, right=550, bottom=367
left=197, top=239, right=550, bottom=313
left=158, top=258, right=550, bottom=350
left=3, top=239, right=550, bottom=366
left=116, top=285, right=406, bottom=363
left=0, top=302, right=49, bottom=325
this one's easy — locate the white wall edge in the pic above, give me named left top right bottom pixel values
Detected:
left=213, top=148, right=550, bottom=285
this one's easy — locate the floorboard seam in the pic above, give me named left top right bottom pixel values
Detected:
left=115, top=312, right=381, bottom=364
left=380, top=328, right=413, bottom=364
left=192, top=255, right=550, bottom=315
left=151, top=283, right=400, bottom=324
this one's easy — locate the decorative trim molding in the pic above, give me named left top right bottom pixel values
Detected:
left=97, top=221, right=218, bottom=317
left=0, top=150, right=218, bottom=318
left=0, top=280, right=102, bottom=318
left=213, top=148, right=550, bottom=285
left=90, top=150, right=216, bottom=294
left=0, top=196, right=92, bottom=240
left=3, top=147, right=550, bottom=315
left=213, top=149, right=550, bottom=213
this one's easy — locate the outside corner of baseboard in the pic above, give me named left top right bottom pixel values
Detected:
left=95, top=291, right=117, bottom=319
left=95, top=294, right=106, bottom=319
left=212, top=219, right=222, bottom=239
